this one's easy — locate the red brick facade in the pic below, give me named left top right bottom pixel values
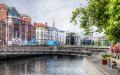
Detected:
left=0, top=4, right=22, bottom=45
left=0, top=4, right=33, bottom=45
left=0, top=21, right=6, bottom=44
left=0, top=4, right=8, bottom=23
left=20, top=14, right=32, bottom=43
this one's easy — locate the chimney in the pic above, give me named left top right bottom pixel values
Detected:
left=45, top=22, right=47, bottom=26
left=34, top=22, right=36, bottom=25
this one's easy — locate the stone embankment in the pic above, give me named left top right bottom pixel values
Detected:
left=82, top=56, right=110, bottom=75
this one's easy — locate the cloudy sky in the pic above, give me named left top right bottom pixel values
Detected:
left=0, top=0, right=88, bottom=34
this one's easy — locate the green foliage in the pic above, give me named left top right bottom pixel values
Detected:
left=94, top=40, right=102, bottom=46
left=101, top=54, right=112, bottom=60
left=70, top=0, right=120, bottom=44
left=103, top=41, right=109, bottom=46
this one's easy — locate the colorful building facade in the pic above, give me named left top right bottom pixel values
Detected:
left=0, top=4, right=22, bottom=45
left=20, top=14, right=32, bottom=45
left=0, top=21, right=6, bottom=45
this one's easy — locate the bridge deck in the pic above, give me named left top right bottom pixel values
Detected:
left=0, top=47, right=109, bottom=55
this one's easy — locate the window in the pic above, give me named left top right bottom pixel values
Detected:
left=0, top=36, right=2, bottom=40
left=37, top=31, right=39, bottom=34
left=41, top=27, right=43, bottom=30
left=1, top=19, right=5, bottom=22
left=41, top=36, right=43, bottom=39
left=41, top=31, right=43, bottom=34
left=37, top=27, right=39, bottom=30
left=37, top=36, right=39, bottom=39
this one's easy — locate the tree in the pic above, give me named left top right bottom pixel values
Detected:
left=70, top=0, right=120, bottom=44
left=103, top=41, right=109, bottom=46
left=94, top=40, right=102, bottom=46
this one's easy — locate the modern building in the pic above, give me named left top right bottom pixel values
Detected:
left=59, top=30, right=66, bottom=45
left=34, top=22, right=50, bottom=45
left=0, top=4, right=22, bottom=45
left=65, top=31, right=70, bottom=45
left=0, top=21, right=6, bottom=45
left=48, top=27, right=60, bottom=44
left=73, top=34, right=85, bottom=46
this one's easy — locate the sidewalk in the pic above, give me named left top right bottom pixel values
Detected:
left=87, top=56, right=120, bottom=75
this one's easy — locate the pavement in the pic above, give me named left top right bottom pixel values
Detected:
left=87, top=56, right=120, bottom=75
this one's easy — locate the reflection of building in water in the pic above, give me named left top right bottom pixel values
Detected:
left=35, top=59, right=48, bottom=74
left=47, top=58, right=55, bottom=74
left=4, top=64, right=10, bottom=75
left=35, top=60, right=41, bottom=74
left=9, top=63, right=24, bottom=75
left=24, top=63, right=28, bottom=75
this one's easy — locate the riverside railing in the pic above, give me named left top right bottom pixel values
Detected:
left=58, top=45, right=109, bottom=48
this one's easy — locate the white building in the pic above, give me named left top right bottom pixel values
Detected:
left=73, top=34, right=86, bottom=46
left=34, top=22, right=50, bottom=45
left=48, top=27, right=60, bottom=44
left=59, top=30, right=66, bottom=45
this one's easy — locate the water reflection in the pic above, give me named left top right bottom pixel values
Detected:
left=0, top=55, right=85, bottom=75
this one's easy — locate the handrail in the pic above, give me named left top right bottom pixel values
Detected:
left=0, top=46, right=108, bottom=55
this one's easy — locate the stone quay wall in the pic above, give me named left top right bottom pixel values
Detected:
left=82, top=57, right=110, bottom=75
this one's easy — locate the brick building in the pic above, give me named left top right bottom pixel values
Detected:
left=20, top=14, right=32, bottom=45
left=0, top=4, right=22, bottom=45
left=31, top=25, right=36, bottom=44
left=0, top=21, right=6, bottom=45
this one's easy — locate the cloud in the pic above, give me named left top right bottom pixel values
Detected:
left=0, top=0, right=88, bottom=33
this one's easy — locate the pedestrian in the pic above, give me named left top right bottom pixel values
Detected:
left=111, top=61, right=117, bottom=69
left=54, top=45, right=57, bottom=50
left=115, top=68, right=120, bottom=74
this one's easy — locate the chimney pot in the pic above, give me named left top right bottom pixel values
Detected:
left=34, top=22, right=36, bottom=25
left=45, top=22, right=47, bottom=26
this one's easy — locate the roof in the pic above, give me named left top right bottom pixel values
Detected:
left=34, top=23, right=48, bottom=27
left=20, top=14, right=30, bottom=19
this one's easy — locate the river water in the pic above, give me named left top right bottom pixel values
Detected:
left=0, top=55, right=85, bottom=75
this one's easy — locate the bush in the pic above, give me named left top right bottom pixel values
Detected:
left=101, top=54, right=112, bottom=60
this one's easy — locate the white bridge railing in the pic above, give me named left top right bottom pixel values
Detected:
left=0, top=47, right=108, bottom=55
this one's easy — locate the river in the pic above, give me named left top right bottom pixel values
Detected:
left=0, top=55, right=85, bottom=75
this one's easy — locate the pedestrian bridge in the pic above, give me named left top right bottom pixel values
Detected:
left=0, top=46, right=109, bottom=56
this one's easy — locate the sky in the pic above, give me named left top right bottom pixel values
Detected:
left=0, top=0, right=88, bottom=34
